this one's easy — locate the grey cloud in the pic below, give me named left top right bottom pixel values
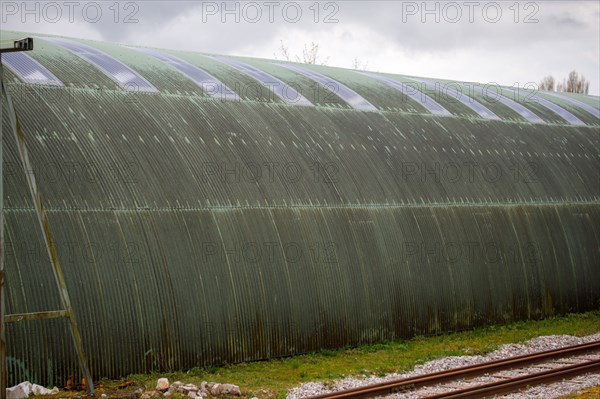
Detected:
left=7, top=0, right=599, bottom=52
left=1, top=0, right=597, bottom=93
left=4, top=1, right=596, bottom=54
left=335, top=1, right=596, bottom=52
left=97, top=1, right=201, bottom=41
left=548, top=14, right=585, bottom=28
left=0, top=1, right=199, bottom=41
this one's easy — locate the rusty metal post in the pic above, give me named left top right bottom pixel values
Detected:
left=0, top=45, right=94, bottom=395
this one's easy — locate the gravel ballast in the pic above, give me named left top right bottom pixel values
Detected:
left=286, top=332, right=600, bottom=399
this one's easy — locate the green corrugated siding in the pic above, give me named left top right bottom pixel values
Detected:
left=1, top=31, right=599, bottom=386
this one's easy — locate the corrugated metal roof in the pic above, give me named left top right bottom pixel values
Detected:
left=39, top=36, right=159, bottom=93
left=360, top=72, right=451, bottom=116
left=1, top=52, right=63, bottom=86
left=1, top=30, right=598, bottom=387
left=278, top=63, right=377, bottom=111
left=470, top=84, right=545, bottom=124
left=208, top=55, right=313, bottom=106
left=407, top=77, right=501, bottom=120
left=541, top=91, right=600, bottom=119
left=503, top=87, right=585, bottom=126
left=129, top=46, right=240, bottom=101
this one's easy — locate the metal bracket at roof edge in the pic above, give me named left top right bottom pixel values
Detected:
left=0, top=38, right=34, bottom=53
left=0, top=59, right=95, bottom=395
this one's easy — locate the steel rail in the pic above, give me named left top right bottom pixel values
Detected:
left=304, top=340, right=600, bottom=399
left=422, top=359, right=600, bottom=398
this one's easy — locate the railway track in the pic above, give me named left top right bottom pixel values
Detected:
left=304, top=340, right=600, bottom=399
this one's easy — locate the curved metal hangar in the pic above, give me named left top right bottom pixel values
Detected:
left=1, top=32, right=599, bottom=386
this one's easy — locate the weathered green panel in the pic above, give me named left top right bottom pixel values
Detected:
left=1, top=31, right=599, bottom=386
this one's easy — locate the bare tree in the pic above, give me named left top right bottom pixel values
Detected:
left=541, top=71, right=590, bottom=94
left=352, top=57, right=369, bottom=71
left=557, top=71, right=590, bottom=94
left=298, top=42, right=329, bottom=65
left=274, top=41, right=329, bottom=65
left=539, top=76, right=555, bottom=91
left=274, top=40, right=292, bottom=62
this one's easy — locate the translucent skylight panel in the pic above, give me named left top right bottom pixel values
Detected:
left=129, top=47, right=239, bottom=101
left=208, top=56, right=312, bottom=106
left=471, top=85, right=545, bottom=124
left=408, top=77, right=500, bottom=120
left=360, top=72, right=450, bottom=116
left=542, top=92, right=599, bottom=119
left=40, top=37, right=158, bottom=93
left=505, top=88, right=585, bottom=126
left=279, top=64, right=377, bottom=111
left=1, top=52, right=63, bottom=86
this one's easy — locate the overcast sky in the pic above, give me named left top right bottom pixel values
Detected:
left=1, top=0, right=599, bottom=95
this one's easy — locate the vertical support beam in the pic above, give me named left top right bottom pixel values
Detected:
left=0, top=75, right=94, bottom=395
left=0, top=55, right=6, bottom=399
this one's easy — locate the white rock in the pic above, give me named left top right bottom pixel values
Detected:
left=6, top=382, right=59, bottom=399
left=210, top=383, right=222, bottom=395
left=6, top=382, right=32, bottom=399
left=220, top=383, right=242, bottom=396
left=156, top=377, right=170, bottom=392
left=200, top=381, right=208, bottom=393
left=188, top=391, right=198, bottom=399
left=31, top=384, right=59, bottom=395
left=183, top=383, right=198, bottom=392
